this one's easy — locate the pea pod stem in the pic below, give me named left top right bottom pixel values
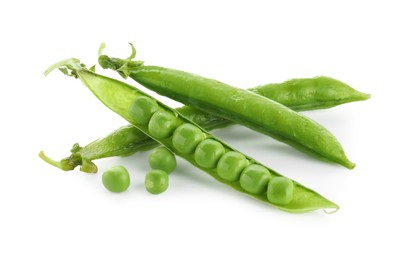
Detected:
left=99, top=44, right=357, bottom=169
left=39, top=151, right=73, bottom=170
left=39, top=148, right=98, bottom=173
left=41, top=78, right=369, bottom=173
left=44, top=58, right=339, bottom=213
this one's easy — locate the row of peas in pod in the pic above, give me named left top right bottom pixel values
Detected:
left=127, top=95, right=295, bottom=205
left=178, top=124, right=294, bottom=205
left=180, top=124, right=294, bottom=205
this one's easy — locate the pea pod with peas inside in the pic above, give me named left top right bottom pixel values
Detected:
left=99, top=44, right=357, bottom=169
left=43, top=58, right=339, bottom=213
left=39, top=76, right=369, bottom=173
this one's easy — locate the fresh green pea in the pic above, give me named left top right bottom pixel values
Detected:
left=148, top=147, right=176, bottom=174
left=145, top=169, right=169, bottom=194
left=172, top=123, right=205, bottom=154
left=217, top=151, right=248, bottom=181
left=102, top=165, right=130, bottom=193
left=148, top=110, right=179, bottom=139
left=267, top=177, right=294, bottom=205
left=194, top=139, right=225, bottom=168
left=129, top=96, right=159, bottom=125
left=240, top=164, right=271, bottom=194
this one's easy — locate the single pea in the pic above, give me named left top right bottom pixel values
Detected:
left=172, top=123, right=205, bottom=154
left=194, top=139, right=225, bottom=168
left=102, top=165, right=130, bottom=193
left=129, top=96, right=159, bottom=125
left=267, top=177, right=294, bottom=205
left=145, top=169, right=169, bottom=194
left=240, top=164, right=271, bottom=194
left=217, top=151, right=248, bottom=181
left=148, top=147, right=176, bottom=174
left=148, top=110, right=179, bottom=139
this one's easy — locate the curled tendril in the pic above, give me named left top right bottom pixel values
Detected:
left=98, top=43, right=144, bottom=78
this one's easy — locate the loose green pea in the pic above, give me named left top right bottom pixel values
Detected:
left=240, top=164, right=271, bottom=194
left=194, top=139, right=225, bottom=168
left=148, top=110, right=179, bottom=139
left=148, top=147, right=176, bottom=174
left=145, top=169, right=169, bottom=194
left=102, top=165, right=130, bottom=193
left=172, top=123, right=205, bottom=154
left=129, top=96, right=159, bottom=125
left=267, top=177, right=294, bottom=205
left=217, top=151, right=248, bottom=181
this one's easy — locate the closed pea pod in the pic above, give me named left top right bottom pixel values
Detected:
left=44, top=58, right=339, bottom=213
left=99, top=45, right=356, bottom=169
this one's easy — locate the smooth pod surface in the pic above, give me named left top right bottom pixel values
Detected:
left=252, top=76, right=370, bottom=111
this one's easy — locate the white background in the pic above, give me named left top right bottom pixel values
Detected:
left=1, top=0, right=414, bottom=259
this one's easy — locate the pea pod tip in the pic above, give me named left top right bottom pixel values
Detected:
left=324, top=206, right=340, bottom=214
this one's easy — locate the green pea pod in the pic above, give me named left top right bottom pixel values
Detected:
left=43, top=58, right=339, bottom=213
left=39, top=76, right=368, bottom=173
left=99, top=45, right=356, bottom=169
left=252, top=76, right=370, bottom=111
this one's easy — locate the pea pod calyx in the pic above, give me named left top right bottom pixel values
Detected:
left=98, top=43, right=144, bottom=79
left=39, top=147, right=98, bottom=173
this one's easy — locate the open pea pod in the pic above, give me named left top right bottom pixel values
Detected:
left=43, top=58, right=339, bottom=213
